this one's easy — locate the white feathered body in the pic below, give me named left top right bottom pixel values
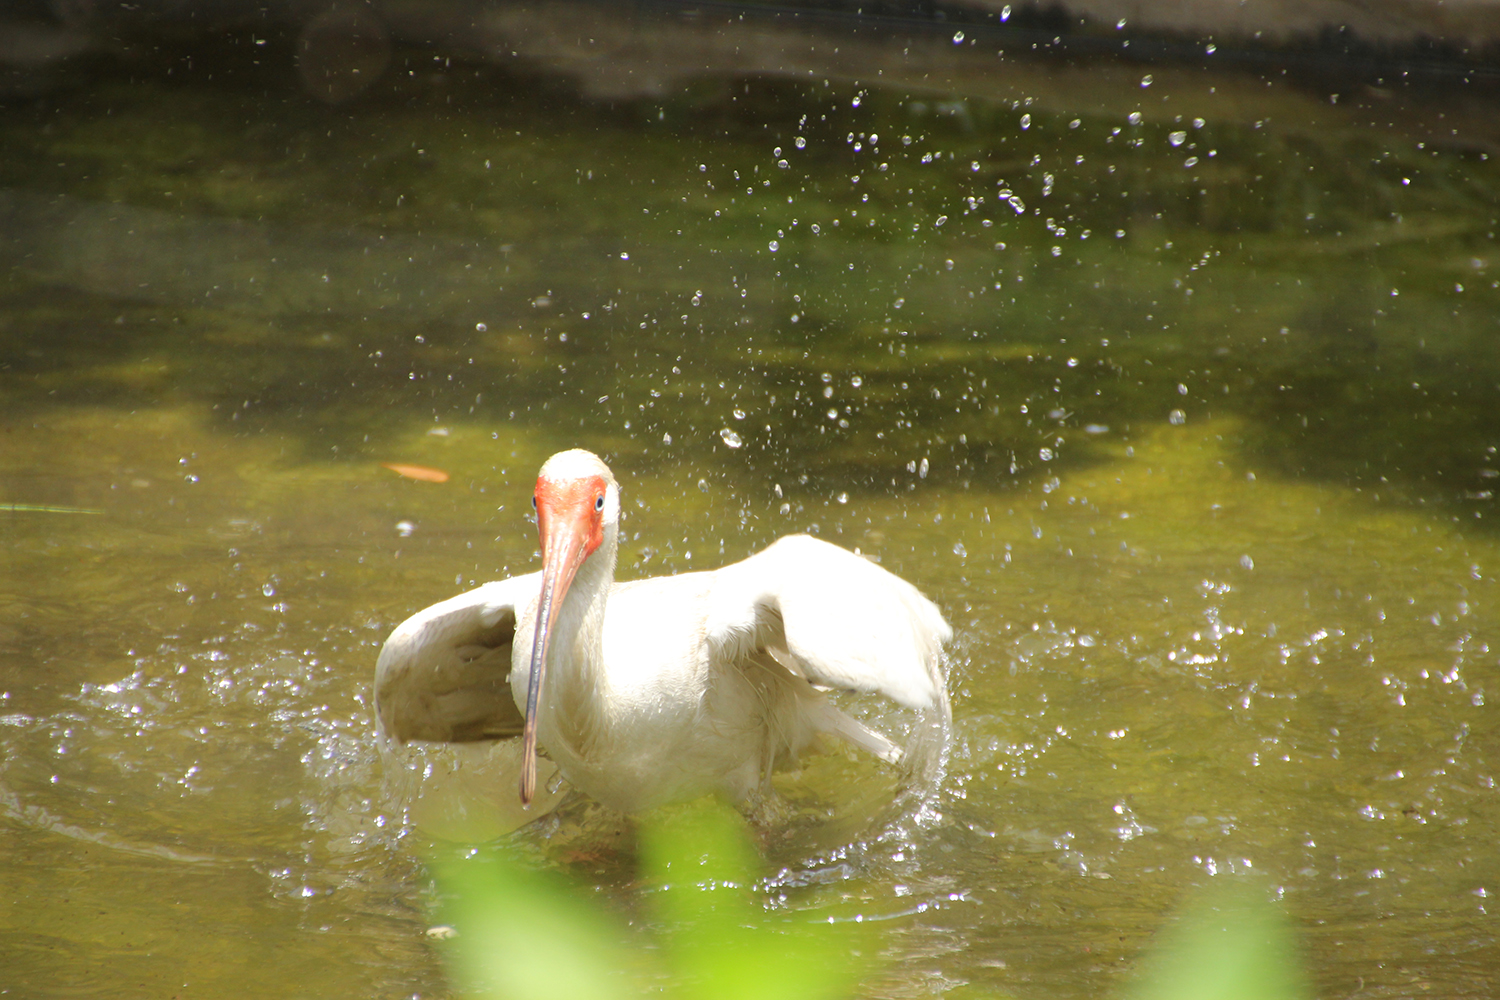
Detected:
left=374, top=452, right=950, bottom=819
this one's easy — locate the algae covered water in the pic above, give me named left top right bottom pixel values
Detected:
left=1, top=19, right=1498, bottom=999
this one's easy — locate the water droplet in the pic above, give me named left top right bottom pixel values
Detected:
left=953, top=542, right=967, bottom=557
left=826, top=408, right=839, bottom=421
left=1169, top=409, right=1187, bottom=425
left=779, top=502, right=791, bottom=515
left=1128, top=111, right=1142, bottom=125
left=733, top=408, right=746, bottom=420
left=795, top=136, right=807, bottom=149
left=395, top=520, right=416, bottom=537
left=1169, top=130, right=1187, bottom=146
left=935, top=215, right=948, bottom=227
left=768, top=240, right=779, bottom=251
left=1240, top=554, right=1255, bottom=570
left=475, top=322, right=487, bottom=332
left=777, top=159, right=789, bottom=169
left=697, top=478, right=709, bottom=492
left=719, top=428, right=743, bottom=448
left=1140, top=74, right=1153, bottom=87
left=919, top=457, right=930, bottom=479
left=837, top=492, right=849, bottom=504
left=1019, top=113, right=1031, bottom=130
left=662, top=432, right=673, bottom=444
left=1039, top=447, right=1054, bottom=461
left=952, top=30, right=965, bottom=43
left=262, top=582, right=277, bottom=597
left=619, top=252, right=629, bottom=260
left=1178, top=383, right=1188, bottom=395
left=1002, top=5, right=1011, bottom=21
left=850, top=375, right=863, bottom=388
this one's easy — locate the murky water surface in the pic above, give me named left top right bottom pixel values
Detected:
left=2, top=22, right=1498, bottom=1000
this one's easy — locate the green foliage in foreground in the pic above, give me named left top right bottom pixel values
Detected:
left=433, top=801, right=865, bottom=1000
left=433, top=801, right=1308, bottom=1000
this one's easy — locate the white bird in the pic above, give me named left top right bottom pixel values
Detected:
left=374, top=449, right=950, bottom=818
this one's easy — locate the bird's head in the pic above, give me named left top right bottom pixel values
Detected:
left=520, top=449, right=619, bottom=804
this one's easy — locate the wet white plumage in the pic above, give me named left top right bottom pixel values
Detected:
left=375, top=449, right=950, bottom=818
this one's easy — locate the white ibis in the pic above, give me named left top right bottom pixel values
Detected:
left=374, top=449, right=950, bottom=818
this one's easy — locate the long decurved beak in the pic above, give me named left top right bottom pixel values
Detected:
left=519, top=508, right=592, bottom=805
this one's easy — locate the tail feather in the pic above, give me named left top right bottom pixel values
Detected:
left=815, top=701, right=903, bottom=765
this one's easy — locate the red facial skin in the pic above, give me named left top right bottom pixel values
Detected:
left=519, top=473, right=608, bottom=804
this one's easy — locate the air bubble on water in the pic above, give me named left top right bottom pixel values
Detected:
left=1039, top=447, right=1054, bottom=461
left=826, top=408, right=839, bottom=420
left=1169, top=409, right=1187, bottom=425
left=1240, top=554, right=1255, bottom=570
left=1169, top=131, right=1187, bottom=146
left=1128, top=111, right=1143, bottom=125
left=262, top=582, right=276, bottom=597
left=1178, top=383, right=1189, bottom=395
left=719, top=428, right=743, bottom=448
left=850, top=376, right=863, bottom=388
left=769, top=240, right=780, bottom=251
left=919, top=457, right=930, bottom=479
left=1019, top=114, right=1031, bottom=130
left=952, top=30, right=965, bottom=43
left=795, top=136, right=807, bottom=149
left=953, top=542, right=967, bottom=558
left=662, top=432, right=673, bottom=444
left=395, top=520, right=416, bottom=537
left=697, top=479, right=709, bottom=492
left=779, top=502, right=791, bottom=515
left=837, top=492, right=849, bottom=504
left=733, top=408, right=746, bottom=420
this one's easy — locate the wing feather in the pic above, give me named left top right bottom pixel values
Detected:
left=374, top=573, right=541, bottom=743
left=703, top=535, right=950, bottom=710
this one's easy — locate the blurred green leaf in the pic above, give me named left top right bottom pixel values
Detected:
left=640, top=800, right=867, bottom=1000
left=433, top=799, right=871, bottom=1000
left=434, top=850, right=635, bottom=1000
left=1127, top=880, right=1310, bottom=1000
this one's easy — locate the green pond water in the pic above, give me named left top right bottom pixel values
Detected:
left=1, top=24, right=1498, bottom=1000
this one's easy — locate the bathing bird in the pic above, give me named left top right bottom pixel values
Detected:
left=374, top=449, right=950, bottom=817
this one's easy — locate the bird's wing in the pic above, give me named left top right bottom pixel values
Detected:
left=374, top=572, right=541, bottom=743
left=701, top=535, right=951, bottom=710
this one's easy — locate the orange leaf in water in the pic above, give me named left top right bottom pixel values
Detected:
left=381, top=462, right=450, bottom=483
